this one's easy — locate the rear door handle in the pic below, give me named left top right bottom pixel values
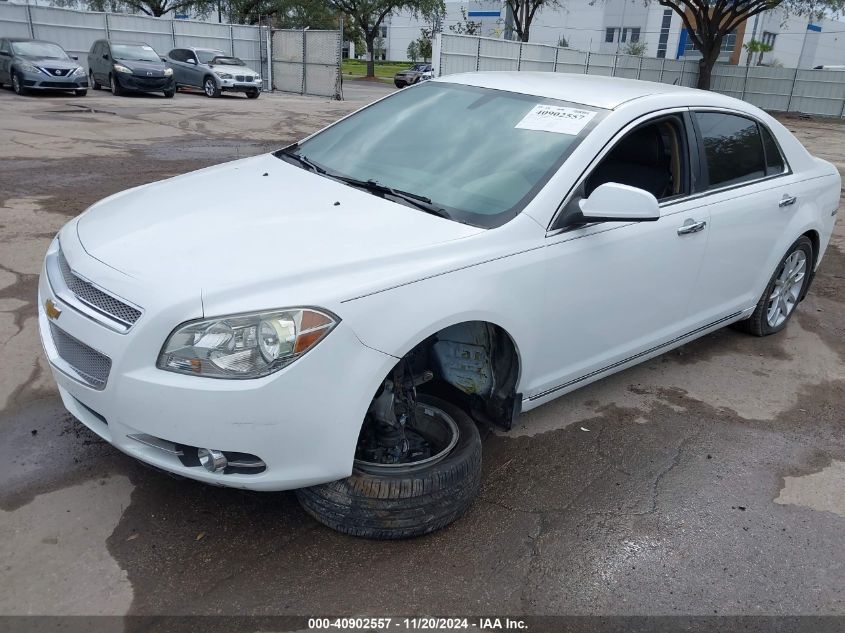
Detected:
left=677, top=219, right=707, bottom=235
left=779, top=195, right=797, bottom=207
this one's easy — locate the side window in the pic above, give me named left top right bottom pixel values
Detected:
left=1, top=39, right=10, bottom=55
left=759, top=123, right=786, bottom=175
left=584, top=116, right=689, bottom=201
left=695, top=112, right=766, bottom=189
left=169, top=49, right=182, bottom=62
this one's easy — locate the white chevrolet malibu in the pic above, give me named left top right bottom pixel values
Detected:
left=39, top=73, right=840, bottom=539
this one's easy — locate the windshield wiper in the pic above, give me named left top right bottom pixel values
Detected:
left=276, top=146, right=326, bottom=175
left=331, top=176, right=451, bottom=219
left=275, top=147, right=450, bottom=219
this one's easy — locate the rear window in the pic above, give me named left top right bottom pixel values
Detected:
left=695, top=112, right=766, bottom=189
left=760, top=123, right=786, bottom=175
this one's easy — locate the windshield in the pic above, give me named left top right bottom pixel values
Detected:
left=283, top=82, right=601, bottom=228
left=211, top=56, right=245, bottom=66
left=11, top=41, right=68, bottom=60
left=112, top=44, right=160, bottom=62
left=411, top=64, right=430, bottom=72
left=197, top=50, right=226, bottom=64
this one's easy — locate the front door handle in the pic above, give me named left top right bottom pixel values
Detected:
left=677, top=219, right=707, bottom=235
left=779, top=195, right=797, bottom=208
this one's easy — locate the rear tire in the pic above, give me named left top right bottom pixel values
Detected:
left=296, top=395, right=482, bottom=540
left=733, top=236, right=813, bottom=337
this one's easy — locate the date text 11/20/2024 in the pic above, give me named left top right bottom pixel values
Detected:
left=307, top=617, right=529, bottom=630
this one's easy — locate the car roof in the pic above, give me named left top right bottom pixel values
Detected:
left=435, top=72, right=721, bottom=110
left=187, top=47, right=226, bottom=52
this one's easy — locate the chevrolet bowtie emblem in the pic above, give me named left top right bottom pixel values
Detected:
left=45, top=299, right=62, bottom=320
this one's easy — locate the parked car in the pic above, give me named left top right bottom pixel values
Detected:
left=166, top=47, right=261, bottom=98
left=0, top=38, right=87, bottom=96
left=39, top=73, right=840, bottom=539
left=87, top=40, right=174, bottom=98
left=393, top=63, right=433, bottom=87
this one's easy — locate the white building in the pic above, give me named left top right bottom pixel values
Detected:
left=378, top=0, right=845, bottom=70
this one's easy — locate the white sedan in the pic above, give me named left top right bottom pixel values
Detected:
left=38, top=73, right=840, bottom=539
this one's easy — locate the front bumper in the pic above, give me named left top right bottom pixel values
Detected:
left=114, top=73, right=174, bottom=93
left=217, top=76, right=262, bottom=92
left=38, top=238, right=394, bottom=491
left=21, top=70, right=87, bottom=90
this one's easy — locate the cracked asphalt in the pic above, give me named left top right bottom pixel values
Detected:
left=0, top=83, right=843, bottom=623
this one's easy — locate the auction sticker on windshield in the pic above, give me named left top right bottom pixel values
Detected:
left=515, top=105, right=596, bottom=135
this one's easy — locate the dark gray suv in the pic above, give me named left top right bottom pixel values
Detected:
left=88, top=40, right=175, bottom=97
left=0, top=38, right=88, bottom=96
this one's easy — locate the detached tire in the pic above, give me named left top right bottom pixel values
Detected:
left=296, top=395, right=481, bottom=540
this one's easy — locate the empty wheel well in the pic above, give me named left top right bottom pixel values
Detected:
left=368, top=321, right=522, bottom=432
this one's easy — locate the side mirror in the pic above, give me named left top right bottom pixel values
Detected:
left=161, top=56, right=167, bottom=62
left=577, top=182, right=660, bottom=223
left=102, top=54, right=109, bottom=60
left=0, top=51, right=9, bottom=57
left=70, top=55, right=78, bottom=60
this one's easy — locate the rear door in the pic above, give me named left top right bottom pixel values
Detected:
left=685, top=110, right=797, bottom=324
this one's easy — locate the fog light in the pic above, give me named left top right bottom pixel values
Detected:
left=197, top=448, right=227, bottom=473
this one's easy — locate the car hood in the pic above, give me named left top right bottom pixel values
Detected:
left=113, top=59, right=168, bottom=76
left=76, top=154, right=484, bottom=308
left=396, top=70, right=421, bottom=77
left=209, top=63, right=259, bottom=75
left=20, top=56, right=77, bottom=69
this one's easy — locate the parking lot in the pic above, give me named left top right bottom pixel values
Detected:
left=1, top=83, right=844, bottom=623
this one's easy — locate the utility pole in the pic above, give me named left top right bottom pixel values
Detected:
left=745, top=12, right=760, bottom=66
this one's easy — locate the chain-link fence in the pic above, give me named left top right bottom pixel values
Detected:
left=271, top=29, right=341, bottom=99
left=436, top=33, right=845, bottom=117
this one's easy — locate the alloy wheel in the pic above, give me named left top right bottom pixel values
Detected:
left=12, top=73, right=21, bottom=94
left=204, top=78, right=215, bottom=97
left=766, top=250, right=806, bottom=327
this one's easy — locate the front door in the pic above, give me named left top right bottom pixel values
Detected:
left=530, top=112, right=711, bottom=402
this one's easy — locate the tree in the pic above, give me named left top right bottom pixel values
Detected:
left=449, top=6, right=482, bottom=35
left=407, top=40, right=420, bottom=61
left=623, top=39, right=647, bottom=56
left=504, top=0, right=561, bottom=42
left=328, top=0, right=444, bottom=77
left=85, top=0, right=213, bottom=16
left=657, top=0, right=845, bottom=90
left=743, top=38, right=773, bottom=65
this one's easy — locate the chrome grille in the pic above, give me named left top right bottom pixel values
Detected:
left=49, top=323, right=112, bottom=390
left=58, top=251, right=142, bottom=327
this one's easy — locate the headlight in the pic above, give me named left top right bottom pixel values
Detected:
left=18, top=62, right=43, bottom=74
left=157, top=308, right=338, bottom=379
left=71, top=66, right=85, bottom=76
left=215, top=71, right=232, bottom=79
left=163, top=67, right=173, bottom=76
left=113, top=64, right=133, bottom=74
